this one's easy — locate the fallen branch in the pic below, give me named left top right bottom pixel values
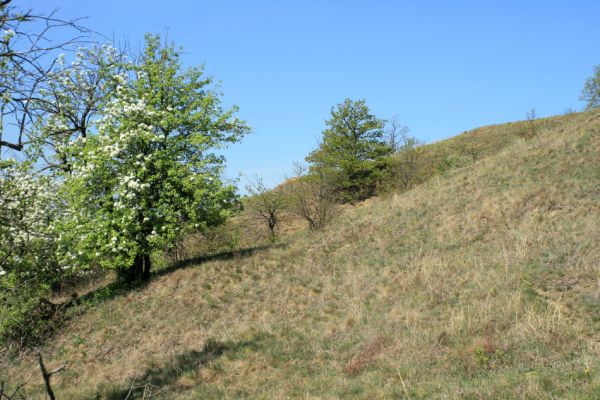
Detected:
left=36, top=350, right=65, bottom=400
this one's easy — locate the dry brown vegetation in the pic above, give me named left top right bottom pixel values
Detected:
left=1, top=110, right=600, bottom=399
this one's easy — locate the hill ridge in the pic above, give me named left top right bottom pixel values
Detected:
left=3, top=110, right=600, bottom=399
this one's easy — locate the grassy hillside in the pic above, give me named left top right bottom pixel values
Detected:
left=2, top=110, right=600, bottom=399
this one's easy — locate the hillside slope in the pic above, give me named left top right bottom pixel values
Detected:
left=3, top=111, right=600, bottom=399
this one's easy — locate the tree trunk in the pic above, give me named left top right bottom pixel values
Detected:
left=142, top=253, right=151, bottom=281
left=267, top=214, right=277, bottom=239
left=118, top=253, right=152, bottom=284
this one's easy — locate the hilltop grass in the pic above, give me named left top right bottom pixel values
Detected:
left=1, top=110, right=599, bottom=399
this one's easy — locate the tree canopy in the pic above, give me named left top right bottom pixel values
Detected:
left=306, top=98, right=391, bottom=201
left=59, top=35, right=249, bottom=282
left=581, top=65, right=600, bottom=110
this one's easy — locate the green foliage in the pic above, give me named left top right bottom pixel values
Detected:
left=581, top=65, right=600, bottom=110
left=437, top=153, right=475, bottom=174
left=59, top=35, right=249, bottom=283
left=307, top=99, right=392, bottom=202
left=41, top=37, right=246, bottom=283
left=0, top=285, right=60, bottom=349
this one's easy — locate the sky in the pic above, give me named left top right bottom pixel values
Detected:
left=24, top=0, right=600, bottom=188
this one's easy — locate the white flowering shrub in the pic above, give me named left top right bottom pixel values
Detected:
left=59, top=35, right=248, bottom=283
left=0, top=161, right=67, bottom=345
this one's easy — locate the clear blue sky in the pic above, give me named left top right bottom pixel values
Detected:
left=27, top=0, right=600, bottom=188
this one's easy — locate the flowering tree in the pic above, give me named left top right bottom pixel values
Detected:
left=0, top=0, right=90, bottom=156
left=0, top=161, right=66, bottom=344
left=31, top=45, right=125, bottom=171
left=0, top=1, right=101, bottom=345
left=60, top=35, right=249, bottom=283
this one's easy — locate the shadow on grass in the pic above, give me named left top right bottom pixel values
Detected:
left=155, top=242, right=286, bottom=277
left=103, top=333, right=271, bottom=400
left=15, top=244, right=285, bottom=352
left=76, top=243, right=285, bottom=308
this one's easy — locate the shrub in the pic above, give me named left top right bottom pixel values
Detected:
left=383, top=131, right=423, bottom=192
left=284, top=164, right=337, bottom=231
left=0, top=162, right=68, bottom=347
left=581, top=65, right=600, bottom=110
left=245, top=176, right=286, bottom=239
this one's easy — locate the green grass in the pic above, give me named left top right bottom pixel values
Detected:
left=2, top=110, right=600, bottom=399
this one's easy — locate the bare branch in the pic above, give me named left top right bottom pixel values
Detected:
left=36, top=350, right=65, bottom=400
left=0, top=1, right=96, bottom=156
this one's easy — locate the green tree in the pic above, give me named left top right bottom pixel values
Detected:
left=581, top=65, right=600, bottom=110
left=306, top=99, right=391, bottom=201
left=60, top=35, right=249, bottom=283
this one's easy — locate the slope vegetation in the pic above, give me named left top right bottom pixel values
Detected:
left=3, top=111, right=600, bottom=399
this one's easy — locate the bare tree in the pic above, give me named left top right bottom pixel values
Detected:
left=520, top=108, right=537, bottom=139
left=387, top=125, right=422, bottom=191
left=384, top=115, right=410, bottom=153
left=285, top=164, right=337, bottom=231
left=245, top=176, right=286, bottom=239
left=0, top=0, right=92, bottom=158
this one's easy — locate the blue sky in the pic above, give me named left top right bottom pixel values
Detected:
left=28, top=0, right=600, bottom=187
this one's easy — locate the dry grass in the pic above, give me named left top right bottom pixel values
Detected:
left=2, top=110, right=600, bottom=399
left=344, top=335, right=389, bottom=376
